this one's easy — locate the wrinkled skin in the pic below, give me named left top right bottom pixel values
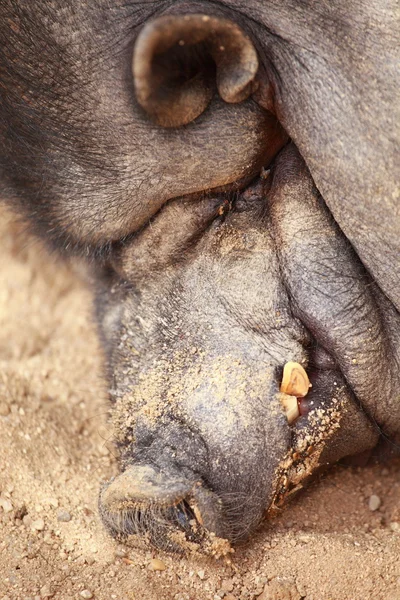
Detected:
left=0, top=1, right=399, bottom=552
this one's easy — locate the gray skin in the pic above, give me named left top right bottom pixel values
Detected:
left=0, top=1, right=399, bottom=552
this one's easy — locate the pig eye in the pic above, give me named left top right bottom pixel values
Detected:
left=133, top=13, right=259, bottom=127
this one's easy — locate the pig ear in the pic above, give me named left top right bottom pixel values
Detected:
left=133, top=13, right=259, bottom=127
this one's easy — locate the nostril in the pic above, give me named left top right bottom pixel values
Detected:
left=168, top=499, right=205, bottom=544
left=174, top=500, right=196, bottom=529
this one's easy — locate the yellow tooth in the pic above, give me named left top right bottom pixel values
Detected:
left=192, top=504, right=204, bottom=526
left=280, top=362, right=311, bottom=398
left=279, top=393, right=300, bottom=424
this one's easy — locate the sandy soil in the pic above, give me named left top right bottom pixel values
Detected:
left=0, top=205, right=399, bottom=600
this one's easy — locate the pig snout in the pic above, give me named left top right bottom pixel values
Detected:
left=98, top=364, right=291, bottom=552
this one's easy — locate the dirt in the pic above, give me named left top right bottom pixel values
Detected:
left=0, top=205, right=399, bottom=600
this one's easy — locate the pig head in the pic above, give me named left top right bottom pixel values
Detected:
left=0, top=1, right=399, bottom=553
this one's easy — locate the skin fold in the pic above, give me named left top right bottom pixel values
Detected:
left=0, top=1, right=399, bottom=551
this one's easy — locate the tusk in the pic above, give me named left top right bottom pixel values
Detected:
left=279, top=393, right=300, bottom=424
left=280, top=362, right=311, bottom=398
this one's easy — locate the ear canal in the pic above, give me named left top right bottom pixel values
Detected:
left=133, top=13, right=259, bottom=128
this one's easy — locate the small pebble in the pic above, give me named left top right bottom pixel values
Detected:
left=23, top=514, right=32, bottom=527
left=368, top=494, right=381, bottom=511
left=98, top=445, right=110, bottom=456
left=197, top=570, right=206, bottom=580
left=390, top=522, right=400, bottom=532
left=31, top=518, right=45, bottom=531
left=114, top=545, right=128, bottom=558
left=148, top=558, right=166, bottom=571
left=0, top=402, right=10, bottom=416
left=80, top=591, right=93, bottom=599
left=257, top=580, right=300, bottom=600
left=0, top=498, right=13, bottom=513
left=221, top=579, right=235, bottom=593
left=40, top=584, right=54, bottom=598
left=57, top=510, right=72, bottom=522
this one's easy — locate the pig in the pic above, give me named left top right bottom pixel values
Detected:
left=0, top=0, right=399, bottom=553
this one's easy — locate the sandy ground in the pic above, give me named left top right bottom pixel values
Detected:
left=0, top=204, right=399, bottom=600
